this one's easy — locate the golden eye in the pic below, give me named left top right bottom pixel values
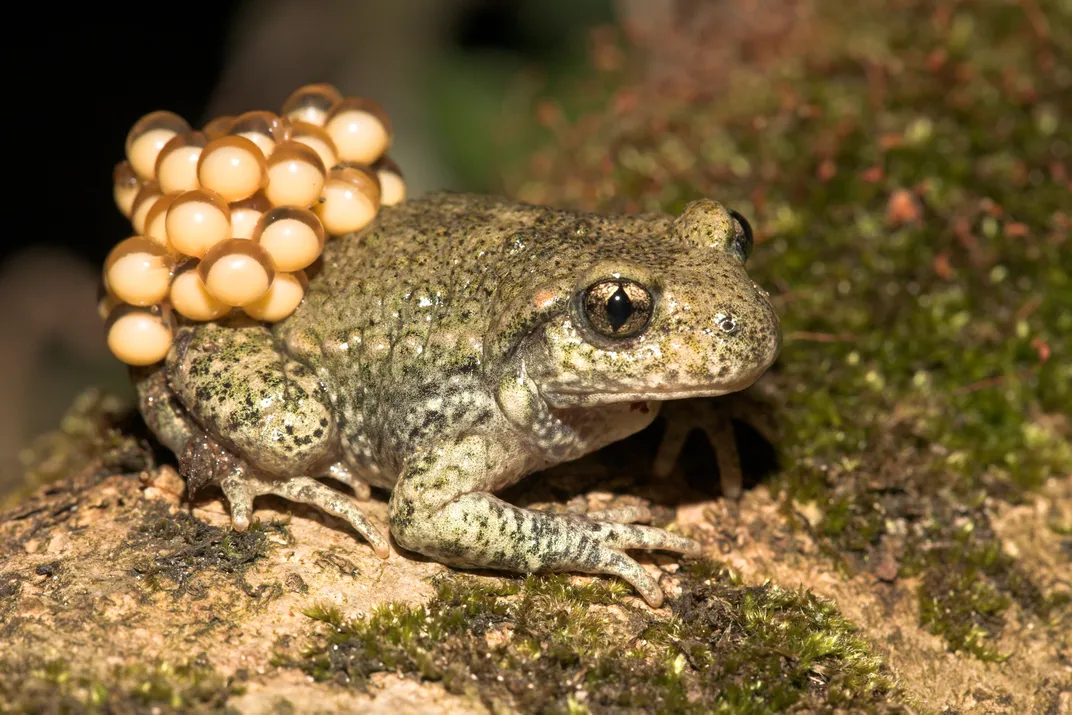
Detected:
left=581, top=279, right=653, bottom=339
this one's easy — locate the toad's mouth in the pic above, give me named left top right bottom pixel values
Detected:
left=541, top=374, right=764, bottom=407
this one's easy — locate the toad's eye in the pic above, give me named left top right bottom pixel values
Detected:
left=728, top=209, right=753, bottom=263
left=581, top=279, right=653, bottom=339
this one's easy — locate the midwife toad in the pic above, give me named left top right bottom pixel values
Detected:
left=133, top=192, right=781, bottom=606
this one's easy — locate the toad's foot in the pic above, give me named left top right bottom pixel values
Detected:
left=653, top=393, right=777, bottom=499
left=173, top=430, right=390, bottom=558
left=220, top=469, right=389, bottom=558
left=323, top=461, right=373, bottom=501
left=132, top=334, right=389, bottom=559
left=390, top=437, right=700, bottom=608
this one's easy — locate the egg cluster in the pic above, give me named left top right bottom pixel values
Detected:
left=102, top=83, right=406, bottom=366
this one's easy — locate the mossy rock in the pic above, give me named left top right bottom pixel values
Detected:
left=279, top=563, right=900, bottom=713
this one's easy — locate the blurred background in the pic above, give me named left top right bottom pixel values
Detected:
left=0, top=0, right=627, bottom=496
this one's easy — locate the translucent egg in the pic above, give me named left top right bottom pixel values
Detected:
left=373, top=155, right=406, bottom=206
left=197, top=136, right=267, bottom=202
left=130, top=181, right=164, bottom=235
left=142, top=193, right=181, bottom=247
left=170, top=260, right=231, bottom=321
left=198, top=239, right=275, bottom=307
left=243, top=271, right=307, bottom=322
left=324, top=97, right=392, bottom=164
left=113, top=161, right=141, bottom=218
left=155, top=131, right=208, bottom=193
left=281, top=83, right=343, bottom=127
left=105, top=304, right=174, bottom=366
left=126, top=111, right=191, bottom=179
left=166, top=189, right=232, bottom=258
left=252, top=206, right=325, bottom=272
left=103, top=237, right=174, bottom=307
left=287, top=121, right=339, bottom=172
left=202, top=114, right=235, bottom=139
left=229, top=193, right=272, bottom=239
left=228, top=110, right=289, bottom=157
left=315, top=165, right=381, bottom=236
left=265, top=141, right=326, bottom=208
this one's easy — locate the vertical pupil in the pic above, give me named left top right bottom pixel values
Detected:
left=606, top=284, right=633, bottom=331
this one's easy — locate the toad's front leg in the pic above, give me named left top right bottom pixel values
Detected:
left=653, top=393, right=779, bottom=499
left=388, top=435, right=701, bottom=608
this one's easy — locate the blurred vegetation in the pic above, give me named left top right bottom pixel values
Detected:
left=423, top=0, right=617, bottom=191
left=4, top=389, right=152, bottom=510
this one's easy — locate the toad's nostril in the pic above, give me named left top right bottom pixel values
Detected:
left=716, top=313, right=738, bottom=334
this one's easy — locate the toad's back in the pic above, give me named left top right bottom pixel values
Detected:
left=280, top=192, right=540, bottom=383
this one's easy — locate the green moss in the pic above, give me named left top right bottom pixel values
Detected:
left=0, top=654, right=241, bottom=713
left=280, top=562, right=903, bottom=712
left=902, top=509, right=1068, bottom=662
left=648, top=561, right=895, bottom=712
left=125, top=501, right=291, bottom=599
left=4, top=388, right=154, bottom=508
left=491, top=0, right=1072, bottom=660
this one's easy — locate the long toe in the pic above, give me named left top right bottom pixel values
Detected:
left=220, top=474, right=256, bottom=531
left=270, top=477, right=391, bottom=558
left=586, top=520, right=701, bottom=556
left=585, top=504, right=653, bottom=525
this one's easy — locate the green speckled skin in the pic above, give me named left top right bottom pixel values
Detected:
left=134, top=191, right=780, bottom=606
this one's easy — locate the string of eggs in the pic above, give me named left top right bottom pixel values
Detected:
left=102, top=84, right=406, bottom=367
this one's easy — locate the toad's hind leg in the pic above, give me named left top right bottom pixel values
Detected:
left=134, top=319, right=387, bottom=555
left=389, top=437, right=700, bottom=608
left=166, top=320, right=338, bottom=477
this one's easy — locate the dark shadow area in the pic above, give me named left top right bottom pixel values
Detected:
left=679, top=418, right=781, bottom=496
left=2, top=9, right=242, bottom=270
left=506, top=398, right=782, bottom=511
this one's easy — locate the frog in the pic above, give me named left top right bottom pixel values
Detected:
left=132, top=192, right=781, bottom=607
